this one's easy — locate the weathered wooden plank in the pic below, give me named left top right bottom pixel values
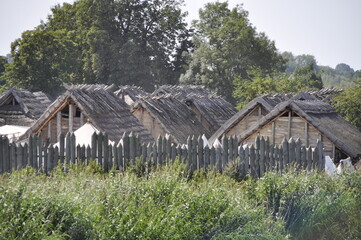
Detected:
left=307, top=147, right=312, bottom=171
left=210, top=146, right=216, bottom=170
left=122, top=132, right=129, bottom=163
left=0, top=137, right=3, bottom=172
left=204, top=145, right=209, bottom=170
left=10, top=143, right=16, bottom=171
left=97, top=132, right=103, bottom=166
left=57, top=111, right=61, bottom=139
left=157, top=135, right=162, bottom=167
left=70, top=133, right=76, bottom=164
left=103, top=133, right=109, bottom=170
left=244, top=146, right=249, bottom=176
left=54, top=146, right=59, bottom=170
left=197, top=136, right=203, bottom=170
left=239, top=146, right=245, bottom=178
left=47, top=144, right=54, bottom=174
left=191, top=135, right=197, bottom=171
left=282, top=138, right=289, bottom=169
left=288, top=138, right=295, bottom=165
left=23, top=143, right=28, bottom=169
left=249, top=145, right=256, bottom=178
left=222, top=135, right=228, bottom=168
left=295, top=138, right=302, bottom=166
left=86, top=145, right=91, bottom=165
left=259, top=137, right=265, bottom=177
left=58, top=132, right=65, bottom=163
left=187, top=136, right=192, bottom=169
left=91, top=132, right=97, bottom=161
left=69, top=103, right=74, bottom=132
left=171, top=143, right=176, bottom=164
left=301, top=146, right=306, bottom=169
left=65, top=132, right=71, bottom=165
left=216, top=146, right=222, bottom=171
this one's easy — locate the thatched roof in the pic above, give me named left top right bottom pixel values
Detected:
left=183, top=94, right=237, bottom=132
left=209, top=94, right=291, bottom=143
left=0, top=88, right=51, bottom=126
left=20, top=85, right=154, bottom=143
left=132, top=95, right=212, bottom=144
left=152, top=85, right=211, bottom=99
left=237, top=100, right=361, bottom=158
left=303, top=87, right=343, bottom=101
left=114, top=85, right=149, bottom=106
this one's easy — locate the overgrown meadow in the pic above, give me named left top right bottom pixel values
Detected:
left=0, top=161, right=360, bottom=240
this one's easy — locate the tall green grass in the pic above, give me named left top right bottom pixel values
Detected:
left=0, top=161, right=359, bottom=239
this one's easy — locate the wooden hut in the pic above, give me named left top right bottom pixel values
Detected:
left=183, top=94, right=237, bottom=133
left=132, top=95, right=212, bottom=144
left=0, top=88, right=51, bottom=126
left=19, top=85, right=154, bottom=144
left=209, top=94, right=292, bottom=143
left=114, top=85, right=149, bottom=106
left=222, top=99, right=361, bottom=161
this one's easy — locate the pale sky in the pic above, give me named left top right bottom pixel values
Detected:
left=1, top=0, right=360, bottom=70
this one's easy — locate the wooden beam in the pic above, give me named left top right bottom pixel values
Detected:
left=48, top=121, right=51, bottom=140
left=272, top=121, right=275, bottom=145
left=258, top=106, right=262, bottom=119
left=57, top=111, right=61, bottom=138
left=305, top=122, right=309, bottom=147
left=69, top=104, right=74, bottom=132
left=288, top=111, right=292, bottom=139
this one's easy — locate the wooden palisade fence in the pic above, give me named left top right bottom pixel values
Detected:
left=0, top=132, right=325, bottom=178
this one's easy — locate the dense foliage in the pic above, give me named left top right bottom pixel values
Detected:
left=0, top=162, right=360, bottom=239
left=334, top=80, right=361, bottom=131
left=2, top=0, right=190, bottom=95
left=180, top=2, right=285, bottom=103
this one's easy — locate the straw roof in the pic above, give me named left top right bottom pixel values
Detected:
left=238, top=99, right=361, bottom=158
left=132, top=95, right=212, bottom=144
left=114, top=85, right=149, bottom=106
left=183, top=94, right=237, bottom=132
left=0, top=88, right=51, bottom=126
left=152, top=85, right=211, bottom=99
left=20, top=85, right=154, bottom=143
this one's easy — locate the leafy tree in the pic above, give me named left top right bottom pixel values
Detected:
left=180, top=2, right=285, bottom=103
left=290, top=63, right=323, bottom=90
left=334, top=80, right=361, bottom=131
left=4, top=0, right=190, bottom=94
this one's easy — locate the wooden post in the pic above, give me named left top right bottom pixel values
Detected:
left=316, top=140, right=324, bottom=171
left=244, top=146, right=249, bottom=176
left=69, top=103, right=74, bottom=132
left=197, top=135, right=203, bottom=170
left=306, top=147, right=312, bottom=171
left=171, top=144, right=176, bottom=164
left=288, top=138, right=295, bottom=164
left=37, top=135, right=42, bottom=170
left=65, top=132, right=71, bottom=165
left=48, top=121, right=52, bottom=141
left=28, top=135, right=33, bottom=167
left=58, top=132, right=65, bottom=163
left=32, top=135, right=37, bottom=169
left=216, top=146, right=221, bottom=172
left=162, top=136, right=167, bottom=165
left=259, top=136, right=265, bottom=177
left=157, top=135, right=162, bottom=167
left=222, top=135, right=228, bottom=168
left=23, top=143, right=28, bottom=169
left=210, top=146, right=216, bottom=170
left=295, top=138, right=302, bottom=166
left=117, top=140, right=123, bottom=171
left=91, top=132, right=97, bottom=161
left=269, top=144, right=274, bottom=171
left=250, top=145, right=256, bottom=178
left=16, top=144, right=23, bottom=170
left=57, top=111, right=61, bottom=139
left=47, top=144, right=54, bottom=174
left=187, top=136, right=192, bottom=169
left=239, top=146, right=245, bottom=178
left=255, top=136, right=260, bottom=177
left=86, top=145, right=91, bottom=165
left=301, top=146, right=306, bottom=169
left=152, top=142, right=157, bottom=169
left=204, top=145, right=209, bottom=170
left=123, top=132, right=129, bottom=164
left=191, top=135, right=197, bottom=172
left=288, top=111, right=292, bottom=139
left=97, top=132, right=103, bottom=166
left=271, top=121, right=276, bottom=145
left=304, top=122, right=309, bottom=147
left=103, top=133, right=109, bottom=170
left=0, top=136, right=3, bottom=173
left=282, top=138, right=289, bottom=169
left=54, top=146, right=59, bottom=170
left=70, top=133, right=76, bottom=164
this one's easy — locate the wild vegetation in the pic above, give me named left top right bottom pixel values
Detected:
left=0, top=161, right=360, bottom=239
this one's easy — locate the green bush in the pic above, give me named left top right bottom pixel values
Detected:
left=0, top=163, right=359, bottom=239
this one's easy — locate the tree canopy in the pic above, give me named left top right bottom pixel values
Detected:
left=3, top=0, right=190, bottom=95
left=179, top=2, right=285, bottom=103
